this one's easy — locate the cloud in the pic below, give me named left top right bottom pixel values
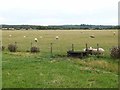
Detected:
left=0, top=0, right=119, bottom=25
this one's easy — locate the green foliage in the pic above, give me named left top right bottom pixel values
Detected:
left=2, top=25, right=118, bottom=30
left=8, top=44, right=17, bottom=52
left=30, top=46, right=40, bottom=53
left=0, top=46, right=5, bottom=51
left=2, top=46, right=5, bottom=51
left=110, top=46, right=120, bottom=59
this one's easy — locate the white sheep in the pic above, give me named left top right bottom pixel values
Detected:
left=91, top=48, right=105, bottom=55
left=113, top=32, right=116, bottom=36
left=9, top=35, right=12, bottom=37
left=34, top=38, right=38, bottom=42
left=83, top=47, right=93, bottom=51
left=83, top=47, right=105, bottom=55
left=24, top=36, right=26, bottom=38
left=55, top=36, right=59, bottom=39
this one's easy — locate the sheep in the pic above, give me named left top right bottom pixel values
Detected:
left=55, top=36, right=59, bottom=39
left=113, top=32, right=116, bottom=36
left=83, top=47, right=93, bottom=55
left=83, top=47, right=105, bottom=55
left=91, top=48, right=105, bottom=55
left=24, top=36, right=26, bottom=38
left=90, top=35, right=95, bottom=38
left=34, top=38, right=38, bottom=42
left=9, top=35, right=12, bottom=37
left=83, top=47, right=92, bottom=51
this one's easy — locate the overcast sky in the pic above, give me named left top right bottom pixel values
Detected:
left=0, top=0, right=119, bottom=25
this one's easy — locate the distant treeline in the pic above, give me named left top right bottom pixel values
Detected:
left=1, top=24, right=120, bottom=30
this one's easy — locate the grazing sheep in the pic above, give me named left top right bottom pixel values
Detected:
left=34, top=38, right=38, bottom=42
left=83, top=47, right=92, bottom=51
left=24, top=36, right=26, bottom=38
left=91, top=48, right=105, bottom=55
left=55, top=36, right=59, bottom=39
left=83, top=47, right=93, bottom=55
left=113, top=32, right=116, bottom=36
left=9, top=35, right=12, bottom=37
left=90, top=35, right=95, bottom=38
left=83, top=47, right=105, bottom=55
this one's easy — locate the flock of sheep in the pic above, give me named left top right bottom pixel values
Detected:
left=87, top=31, right=116, bottom=55
left=34, top=36, right=59, bottom=42
left=8, top=31, right=116, bottom=40
left=7, top=31, right=117, bottom=56
left=86, top=31, right=115, bottom=55
left=89, top=31, right=116, bottom=38
left=9, top=34, right=59, bottom=42
left=83, top=47, right=105, bottom=55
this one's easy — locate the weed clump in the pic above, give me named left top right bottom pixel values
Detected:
left=2, top=46, right=5, bottom=51
left=30, top=46, right=40, bottom=53
left=110, top=46, right=120, bottom=59
left=8, top=44, right=17, bottom=52
left=0, top=46, right=5, bottom=51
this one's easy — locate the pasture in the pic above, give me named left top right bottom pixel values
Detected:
left=1, top=29, right=119, bottom=88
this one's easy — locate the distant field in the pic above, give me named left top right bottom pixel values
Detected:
left=1, top=29, right=119, bottom=88
left=2, top=30, right=118, bottom=54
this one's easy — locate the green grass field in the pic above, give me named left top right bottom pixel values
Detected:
left=1, top=29, right=119, bottom=88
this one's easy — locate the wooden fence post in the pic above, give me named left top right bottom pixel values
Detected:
left=31, top=42, right=32, bottom=48
left=86, top=43, right=88, bottom=51
left=72, top=44, right=74, bottom=51
left=97, top=43, right=99, bottom=58
left=50, top=43, right=53, bottom=56
left=15, top=42, right=17, bottom=45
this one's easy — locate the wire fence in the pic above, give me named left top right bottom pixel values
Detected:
left=1, top=40, right=111, bottom=58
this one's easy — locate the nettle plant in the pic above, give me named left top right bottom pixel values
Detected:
left=30, top=46, right=40, bottom=53
left=110, top=46, right=120, bottom=59
left=8, top=43, right=17, bottom=52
